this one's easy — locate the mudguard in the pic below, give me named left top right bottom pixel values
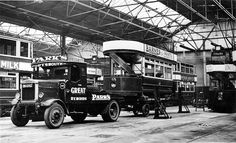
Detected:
left=40, top=99, right=68, bottom=114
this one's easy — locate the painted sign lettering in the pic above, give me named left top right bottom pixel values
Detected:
left=32, top=56, right=67, bottom=64
left=71, top=97, right=87, bottom=101
left=0, top=60, right=19, bottom=70
left=145, top=45, right=174, bottom=61
left=71, top=87, right=86, bottom=94
left=92, top=94, right=111, bottom=101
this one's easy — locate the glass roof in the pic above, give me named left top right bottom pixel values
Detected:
left=95, top=0, right=191, bottom=33
left=0, top=22, right=72, bottom=45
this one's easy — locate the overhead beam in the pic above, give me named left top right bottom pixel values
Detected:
left=74, top=0, right=172, bottom=40
left=133, top=0, right=185, bottom=35
left=179, top=44, right=195, bottom=52
left=176, top=0, right=211, bottom=23
left=212, top=0, right=236, bottom=21
left=0, top=2, right=123, bottom=40
left=175, top=0, right=234, bottom=47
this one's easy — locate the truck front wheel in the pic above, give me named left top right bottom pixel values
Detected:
left=71, top=113, right=87, bottom=123
left=11, top=105, right=29, bottom=127
left=44, top=103, right=64, bottom=129
left=102, top=100, right=120, bottom=122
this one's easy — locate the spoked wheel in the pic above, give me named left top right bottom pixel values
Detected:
left=11, top=105, right=29, bottom=127
left=44, top=103, right=64, bottom=129
left=71, top=113, right=87, bottom=123
left=142, top=104, right=150, bottom=117
left=102, top=100, right=120, bottom=122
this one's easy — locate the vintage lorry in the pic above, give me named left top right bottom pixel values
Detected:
left=11, top=56, right=120, bottom=129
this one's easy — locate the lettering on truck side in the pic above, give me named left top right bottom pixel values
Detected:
left=71, top=87, right=86, bottom=94
left=92, top=94, right=111, bottom=101
left=71, top=97, right=87, bottom=101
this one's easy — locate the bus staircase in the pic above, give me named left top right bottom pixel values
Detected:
left=109, top=52, right=135, bottom=74
left=153, top=97, right=172, bottom=119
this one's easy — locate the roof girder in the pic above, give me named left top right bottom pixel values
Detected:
left=74, top=0, right=172, bottom=40
left=212, top=0, right=236, bottom=21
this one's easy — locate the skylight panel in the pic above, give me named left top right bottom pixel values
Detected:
left=95, top=0, right=191, bottom=33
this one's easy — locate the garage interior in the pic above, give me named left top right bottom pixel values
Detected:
left=0, top=0, right=236, bottom=142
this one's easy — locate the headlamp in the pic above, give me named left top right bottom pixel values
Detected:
left=15, top=92, right=21, bottom=99
left=111, top=83, right=116, bottom=88
left=39, top=92, right=44, bottom=98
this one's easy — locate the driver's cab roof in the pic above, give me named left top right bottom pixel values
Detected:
left=31, top=56, right=87, bottom=68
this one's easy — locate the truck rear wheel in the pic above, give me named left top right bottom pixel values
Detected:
left=11, top=105, right=29, bottom=127
left=71, top=113, right=87, bottom=123
left=142, top=104, right=150, bottom=117
left=102, top=100, right=120, bottom=122
left=44, top=103, right=64, bottom=129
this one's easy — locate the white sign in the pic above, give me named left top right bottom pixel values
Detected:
left=0, top=60, right=19, bottom=70
left=145, top=45, right=175, bottom=61
left=32, top=55, right=67, bottom=64
left=71, top=87, right=86, bottom=94
left=103, top=40, right=177, bottom=62
left=87, top=67, right=102, bottom=76
left=206, top=64, right=236, bottom=72
left=92, top=94, right=111, bottom=101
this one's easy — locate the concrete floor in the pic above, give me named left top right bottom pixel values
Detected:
left=1, top=106, right=236, bottom=143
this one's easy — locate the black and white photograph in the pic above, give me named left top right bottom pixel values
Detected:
left=0, top=0, right=236, bottom=142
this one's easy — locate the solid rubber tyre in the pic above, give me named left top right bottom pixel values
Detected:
left=102, top=100, right=120, bottom=122
left=142, top=104, right=150, bottom=117
left=44, top=103, right=64, bottom=129
left=11, top=105, right=29, bottom=127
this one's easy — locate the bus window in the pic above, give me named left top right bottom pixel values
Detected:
left=186, top=84, right=190, bottom=91
left=132, top=64, right=142, bottom=74
left=0, top=38, right=16, bottom=56
left=165, top=67, right=172, bottom=79
left=20, top=42, right=28, bottom=57
left=145, top=63, right=154, bottom=77
left=155, top=65, right=164, bottom=78
left=181, top=66, right=185, bottom=73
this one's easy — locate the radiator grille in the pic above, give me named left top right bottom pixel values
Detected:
left=22, top=83, right=35, bottom=100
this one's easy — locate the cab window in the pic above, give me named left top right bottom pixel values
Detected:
left=71, top=65, right=80, bottom=82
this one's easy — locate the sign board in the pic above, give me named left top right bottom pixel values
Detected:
left=206, top=64, right=236, bottom=72
left=0, top=60, right=19, bottom=70
left=145, top=45, right=176, bottom=61
left=103, top=40, right=177, bottom=62
left=87, top=67, right=102, bottom=76
left=32, top=56, right=67, bottom=64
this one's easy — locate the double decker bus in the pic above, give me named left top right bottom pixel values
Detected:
left=206, top=48, right=236, bottom=112
left=102, top=40, right=177, bottom=117
left=173, top=62, right=197, bottom=105
left=0, top=35, right=33, bottom=116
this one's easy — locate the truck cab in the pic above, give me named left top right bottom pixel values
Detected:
left=11, top=56, right=120, bottom=129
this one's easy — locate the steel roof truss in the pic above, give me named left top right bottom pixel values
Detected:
left=213, top=0, right=236, bottom=21
left=82, top=0, right=171, bottom=40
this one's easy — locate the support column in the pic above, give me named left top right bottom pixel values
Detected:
left=60, top=35, right=66, bottom=56
left=202, top=39, right=207, bottom=86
